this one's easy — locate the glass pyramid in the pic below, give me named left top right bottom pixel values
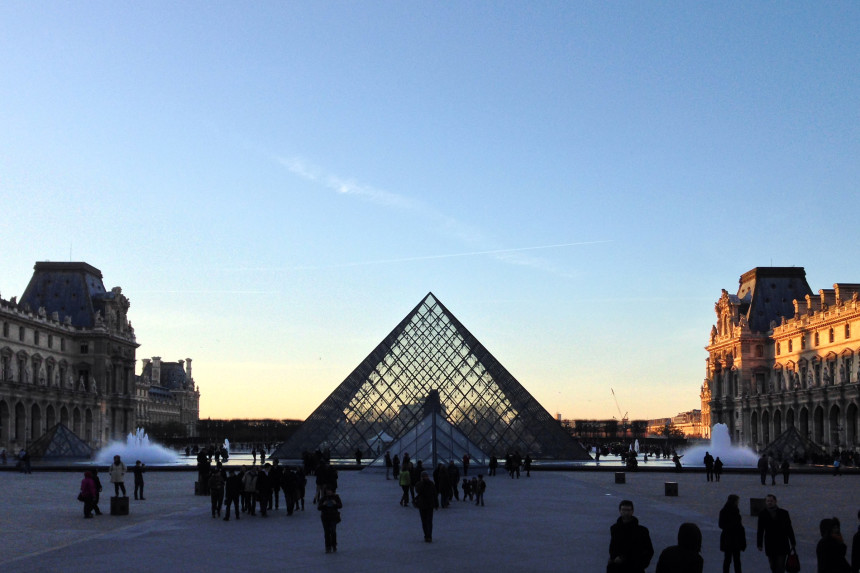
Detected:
left=365, top=391, right=490, bottom=469
left=27, top=423, right=94, bottom=459
left=272, top=293, right=590, bottom=461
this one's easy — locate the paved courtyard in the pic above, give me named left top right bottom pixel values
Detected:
left=1, top=466, right=857, bottom=572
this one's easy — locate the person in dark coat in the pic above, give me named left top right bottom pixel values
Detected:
left=719, top=494, right=746, bottom=573
left=268, top=459, right=283, bottom=510
left=384, top=451, right=392, bottom=480
left=780, top=460, right=790, bottom=485
left=414, top=471, right=438, bottom=542
left=756, top=494, right=796, bottom=573
left=223, top=469, right=241, bottom=521
left=655, top=522, right=704, bottom=573
left=608, top=499, right=654, bottom=573
left=817, top=517, right=851, bottom=573
left=434, top=463, right=451, bottom=508
left=132, top=460, right=146, bottom=500
left=91, top=469, right=104, bottom=515
left=757, top=455, right=769, bottom=486
left=256, top=464, right=271, bottom=517
left=704, top=451, right=715, bottom=482
left=318, top=486, right=343, bottom=553
left=447, top=461, right=460, bottom=501
left=714, top=457, right=724, bottom=482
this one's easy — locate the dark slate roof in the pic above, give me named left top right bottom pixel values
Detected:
left=736, top=267, right=812, bottom=332
left=142, top=361, right=190, bottom=391
left=19, top=262, right=107, bottom=328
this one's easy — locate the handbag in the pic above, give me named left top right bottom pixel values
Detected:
left=77, top=492, right=85, bottom=502
left=785, top=549, right=800, bottom=573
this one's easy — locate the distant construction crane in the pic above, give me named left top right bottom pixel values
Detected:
left=610, top=388, right=629, bottom=425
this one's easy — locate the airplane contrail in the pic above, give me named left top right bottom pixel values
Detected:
left=226, top=240, right=612, bottom=271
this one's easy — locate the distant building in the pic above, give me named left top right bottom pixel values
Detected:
left=646, top=410, right=703, bottom=438
left=0, top=262, right=199, bottom=453
left=702, top=267, right=860, bottom=452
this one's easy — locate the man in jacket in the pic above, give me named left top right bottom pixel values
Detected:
left=757, top=494, right=796, bottom=573
left=608, top=499, right=654, bottom=573
left=414, top=471, right=438, bottom=543
left=109, top=455, right=127, bottom=497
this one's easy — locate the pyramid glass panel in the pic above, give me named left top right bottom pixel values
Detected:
left=272, top=293, right=590, bottom=461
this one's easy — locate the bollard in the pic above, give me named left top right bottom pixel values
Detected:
left=749, top=497, right=767, bottom=516
left=664, top=482, right=678, bottom=496
left=615, top=472, right=626, bottom=484
left=110, top=496, right=129, bottom=515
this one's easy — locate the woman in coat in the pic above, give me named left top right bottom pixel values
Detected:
left=80, top=471, right=97, bottom=518
left=817, top=517, right=851, bottom=573
left=719, top=494, right=745, bottom=573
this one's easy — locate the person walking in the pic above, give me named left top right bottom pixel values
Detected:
left=392, top=454, right=400, bottom=480
left=91, top=469, right=104, bottom=515
left=242, top=466, right=257, bottom=515
left=256, top=464, right=271, bottom=517
left=719, top=494, right=746, bottom=573
left=109, top=455, right=127, bottom=497
left=132, top=460, right=146, bottom=500
left=79, top=471, right=98, bottom=518
left=655, top=522, right=704, bottom=573
left=384, top=451, right=392, bottom=480
left=780, top=460, right=790, bottom=485
left=757, top=455, right=769, bottom=486
left=608, top=499, right=654, bottom=573
left=398, top=463, right=412, bottom=506
left=817, top=517, right=851, bottom=573
left=318, top=486, right=343, bottom=553
left=414, top=471, right=438, bottom=542
left=756, top=494, right=796, bottom=573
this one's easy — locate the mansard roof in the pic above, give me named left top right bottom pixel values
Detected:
left=736, top=267, right=813, bottom=332
left=19, top=262, right=108, bottom=328
left=142, top=360, right=191, bottom=390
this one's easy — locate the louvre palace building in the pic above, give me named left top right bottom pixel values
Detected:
left=0, top=262, right=199, bottom=454
left=702, top=267, right=860, bottom=454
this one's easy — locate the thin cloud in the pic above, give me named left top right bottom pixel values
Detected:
left=276, top=155, right=609, bottom=275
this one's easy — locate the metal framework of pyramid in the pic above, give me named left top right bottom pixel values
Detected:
left=761, top=426, right=827, bottom=462
left=27, top=423, right=94, bottom=459
left=272, top=293, right=590, bottom=461
left=365, top=391, right=491, bottom=469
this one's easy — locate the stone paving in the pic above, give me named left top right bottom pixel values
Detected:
left=0, top=466, right=857, bottom=572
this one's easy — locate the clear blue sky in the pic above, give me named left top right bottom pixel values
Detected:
left=2, top=3, right=858, bottom=421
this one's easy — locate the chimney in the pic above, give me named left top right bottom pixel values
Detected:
left=152, top=357, right=162, bottom=386
left=185, top=358, right=192, bottom=378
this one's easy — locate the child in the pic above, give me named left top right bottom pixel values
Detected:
left=462, top=477, right=472, bottom=501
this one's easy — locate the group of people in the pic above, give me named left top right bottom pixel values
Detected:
left=607, top=493, right=860, bottom=573
left=757, top=454, right=792, bottom=485
left=77, top=455, right=145, bottom=518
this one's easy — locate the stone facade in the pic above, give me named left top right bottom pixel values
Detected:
left=0, top=262, right=199, bottom=453
left=702, top=267, right=860, bottom=453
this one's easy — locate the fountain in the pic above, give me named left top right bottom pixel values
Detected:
left=681, top=423, right=759, bottom=467
left=95, top=428, right=180, bottom=465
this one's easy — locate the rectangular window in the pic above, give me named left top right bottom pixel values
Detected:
left=2, top=322, right=7, bottom=337
left=846, top=324, right=851, bottom=339
left=801, top=335, right=806, bottom=350
left=19, top=326, right=25, bottom=341
left=80, top=342, right=89, bottom=354
left=48, top=335, right=53, bottom=349
left=815, top=332, right=820, bottom=346
left=788, top=339, right=793, bottom=352
left=61, top=338, right=65, bottom=352
left=829, top=328, right=835, bottom=343
left=777, top=342, right=781, bottom=355
left=34, top=331, right=40, bottom=345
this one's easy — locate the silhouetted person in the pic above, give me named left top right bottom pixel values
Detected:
left=719, top=494, right=746, bottom=573
left=109, top=455, right=127, bottom=497
left=415, top=471, right=438, bottom=542
left=757, top=494, right=796, bottom=573
left=132, top=460, right=146, bottom=500
left=655, top=522, right=703, bottom=573
left=223, top=469, right=241, bottom=521
left=318, top=486, right=343, bottom=553
left=704, top=451, right=715, bottom=482
left=817, top=517, right=850, bottom=573
left=608, top=499, right=654, bottom=573
left=714, top=457, right=724, bottom=482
